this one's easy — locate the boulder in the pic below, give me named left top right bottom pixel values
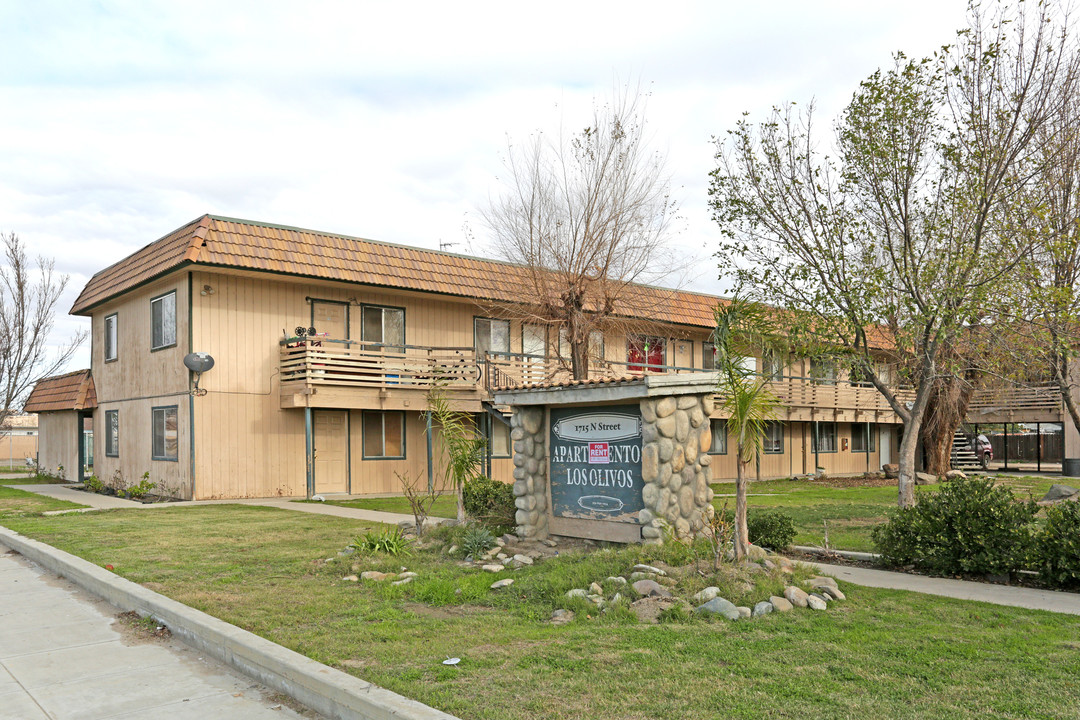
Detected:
left=882, top=463, right=899, bottom=479
left=806, top=575, right=839, bottom=590
left=632, top=563, right=667, bottom=576
left=693, top=586, right=721, bottom=604
left=631, top=579, right=672, bottom=598
left=589, top=582, right=604, bottom=595
left=915, top=472, right=938, bottom=485
left=806, top=595, right=828, bottom=611
left=1039, top=484, right=1080, bottom=505
left=821, top=586, right=846, bottom=601
left=784, top=586, right=809, bottom=608
left=490, top=578, right=515, bottom=590
left=551, top=609, right=575, bottom=625
left=566, top=588, right=587, bottom=599
left=944, top=469, right=967, bottom=481
left=769, top=595, right=793, bottom=612
left=481, top=564, right=504, bottom=573
left=752, top=601, right=773, bottom=617
left=737, top=606, right=752, bottom=619
left=695, top=596, right=741, bottom=621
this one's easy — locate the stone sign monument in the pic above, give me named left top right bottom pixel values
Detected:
left=495, top=375, right=717, bottom=544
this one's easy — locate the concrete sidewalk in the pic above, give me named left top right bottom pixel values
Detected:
left=0, top=550, right=315, bottom=720
left=812, top=561, right=1080, bottom=615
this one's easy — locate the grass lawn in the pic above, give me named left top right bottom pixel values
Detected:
left=0, top=473, right=75, bottom=485
left=306, top=495, right=459, bottom=518
left=4, top=505, right=1080, bottom=719
left=716, top=474, right=1061, bottom=553
left=0, top=486, right=86, bottom=518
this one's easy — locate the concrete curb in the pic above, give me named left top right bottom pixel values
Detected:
left=0, top=525, right=459, bottom=720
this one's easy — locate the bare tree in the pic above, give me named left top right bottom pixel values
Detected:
left=709, top=3, right=1077, bottom=507
left=482, top=86, right=682, bottom=379
left=0, top=233, right=85, bottom=420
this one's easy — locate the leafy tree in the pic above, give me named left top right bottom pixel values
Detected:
left=481, top=86, right=682, bottom=379
left=2, top=232, right=86, bottom=421
left=713, top=296, right=780, bottom=559
left=709, top=3, right=1076, bottom=506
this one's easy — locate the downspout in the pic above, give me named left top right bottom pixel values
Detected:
left=187, top=271, right=196, bottom=499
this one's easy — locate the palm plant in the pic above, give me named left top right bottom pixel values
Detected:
left=425, top=383, right=487, bottom=523
left=714, top=295, right=780, bottom=560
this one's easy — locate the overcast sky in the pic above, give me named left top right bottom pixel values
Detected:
left=2, top=0, right=972, bottom=372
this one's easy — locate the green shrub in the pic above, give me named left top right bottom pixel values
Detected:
left=462, top=475, right=515, bottom=528
left=872, top=477, right=1036, bottom=576
left=747, top=509, right=796, bottom=550
left=1034, top=501, right=1080, bottom=589
left=457, top=524, right=496, bottom=557
left=351, top=527, right=413, bottom=556
left=84, top=475, right=104, bottom=493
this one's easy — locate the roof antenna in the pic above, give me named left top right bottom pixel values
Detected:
left=439, top=239, right=462, bottom=252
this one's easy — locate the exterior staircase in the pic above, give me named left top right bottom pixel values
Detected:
left=950, top=429, right=982, bottom=471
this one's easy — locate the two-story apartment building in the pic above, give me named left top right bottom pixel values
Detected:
left=40, top=214, right=914, bottom=499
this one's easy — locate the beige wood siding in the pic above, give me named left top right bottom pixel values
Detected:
left=35, top=413, right=79, bottom=479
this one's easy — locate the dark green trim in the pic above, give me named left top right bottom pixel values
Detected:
left=150, top=290, right=178, bottom=351
left=359, top=303, right=406, bottom=348
left=762, top=420, right=784, bottom=455
left=151, top=405, right=180, bottom=462
left=707, top=418, right=728, bottom=456
left=811, top=421, right=838, bottom=454
left=73, top=262, right=194, bottom=316
left=360, top=410, right=406, bottom=460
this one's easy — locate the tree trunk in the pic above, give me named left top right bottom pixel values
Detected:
left=571, top=337, right=589, bottom=380
left=457, top=486, right=465, bottom=524
left=897, top=419, right=920, bottom=508
left=921, top=374, right=977, bottom=475
left=734, top=452, right=749, bottom=559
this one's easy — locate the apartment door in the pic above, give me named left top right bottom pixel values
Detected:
left=311, top=300, right=348, bottom=340
left=879, top=426, right=892, bottom=466
left=314, top=411, right=348, bottom=493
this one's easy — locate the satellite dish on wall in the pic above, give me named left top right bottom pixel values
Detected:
left=184, top=352, right=215, bottom=374
left=184, top=352, right=215, bottom=395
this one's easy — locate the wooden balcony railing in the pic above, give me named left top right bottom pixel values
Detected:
left=280, top=339, right=480, bottom=391
left=968, top=382, right=1063, bottom=416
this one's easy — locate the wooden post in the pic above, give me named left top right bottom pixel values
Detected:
left=305, top=406, right=314, bottom=499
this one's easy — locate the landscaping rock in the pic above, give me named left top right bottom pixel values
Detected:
left=821, top=586, right=846, bottom=601
left=737, top=606, right=752, bottom=619
left=769, top=596, right=793, bottom=612
left=1039, top=484, right=1080, bottom=505
left=632, top=579, right=672, bottom=598
left=746, top=544, right=767, bottom=561
left=481, top=564, right=504, bottom=573
left=630, top=597, right=681, bottom=624
left=589, top=582, right=604, bottom=595
left=629, top=571, right=657, bottom=581
left=693, top=587, right=720, bottom=603
left=447, top=545, right=459, bottom=554
left=360, top=571, right=394, bottom=581
left=611, top=593, right=623, bottom=604
left=752, top=601, right=773, bottom=617
left=915, top=472, right=938, bottom=485
left=391, top=577, right=413, bottom=586
left=695, top=597, right=740, bottom=621
left=490, top=578, right=514, bottom=590
left=499, top=534, right=517, bottom=545
left=512, top=554, right=534, bottom=566
left=806, top=575, right=838, bottom=590
left=541, top=538, right=559, bottom=547
left=784, top=586, right=809, bottom=608
left=342, top=575, right=359, bottom=582
left=566, top=588, right=587, bottom=599
left=632, top=564, right=667, bottom=576
left=606, top=576, right=628, bottom=586
left=944, top=469, right=967, bottom=481
left=496, top=553, right=508, bottom=560
left=882, top=463, right=899, bottom=479
left=806, top=595, right=828, bottom=611
left=551, top=609, right=574, bottom=625
left=587, top=594, right=604, bottom=605
left=398, top=571, right=418, bottom=580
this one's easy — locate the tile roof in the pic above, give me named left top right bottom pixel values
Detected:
left=24, top=370, right=97, bottom=413
left=70, top=215, right=725, bottom=329
left=491, top=375, right=644, bottom=392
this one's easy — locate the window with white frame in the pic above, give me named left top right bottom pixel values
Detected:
left=362, top=411, right=405, bottom=459
left=151, top=406, right=178, bottom=461
left=474, top=318, right=510, bottom=357
left=709, top=419, right=727, bottom=454
left=362, top=305, right=405, bottom=352
left=150, top=291, right=177, bottom=350
left=811, top=421, right=838, bottom=453
left=104, top=314, right=118, bottom=362
left=105, top=410, right=119, bottom=457
left=852, top=423, right=877, bottom=453
left=763, top=421, right=784, bottom=454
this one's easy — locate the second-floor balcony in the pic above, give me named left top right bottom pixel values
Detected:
left=278, top=340, right=1065, bottom=423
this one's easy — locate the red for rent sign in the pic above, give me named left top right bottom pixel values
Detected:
left=588, top=442, right=610, bottom=464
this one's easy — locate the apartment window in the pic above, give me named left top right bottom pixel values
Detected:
left=474, top=318, right=510, bottom=357
left=810, top=357, right=837, bottom=385
left=763, top=350, right=784, bottom=381
left=150, top=291, right=177, bottom=350
left=559, top=328, right=605, bottom=364
left=628, top=336, right=665, bottom=371
left=362, top=411, right=405, bottom=459
left=709, top=419, right=727, bottom=455
left=104, top=314, right=118, bottom=362
left=763, top=421, right=784, bottom=454
left=151, top=406, right=178, bottom=461
left=105, top=410, right=119, bottom=457
left=811, top=422, right=838, bottom=453
left=703, top=342, right=716, bottom=370
left=490, top=421, right=511, bottom=458
left=362, top=305, right=405, bottom=352
left=852, top=423, right=877, bottom=453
